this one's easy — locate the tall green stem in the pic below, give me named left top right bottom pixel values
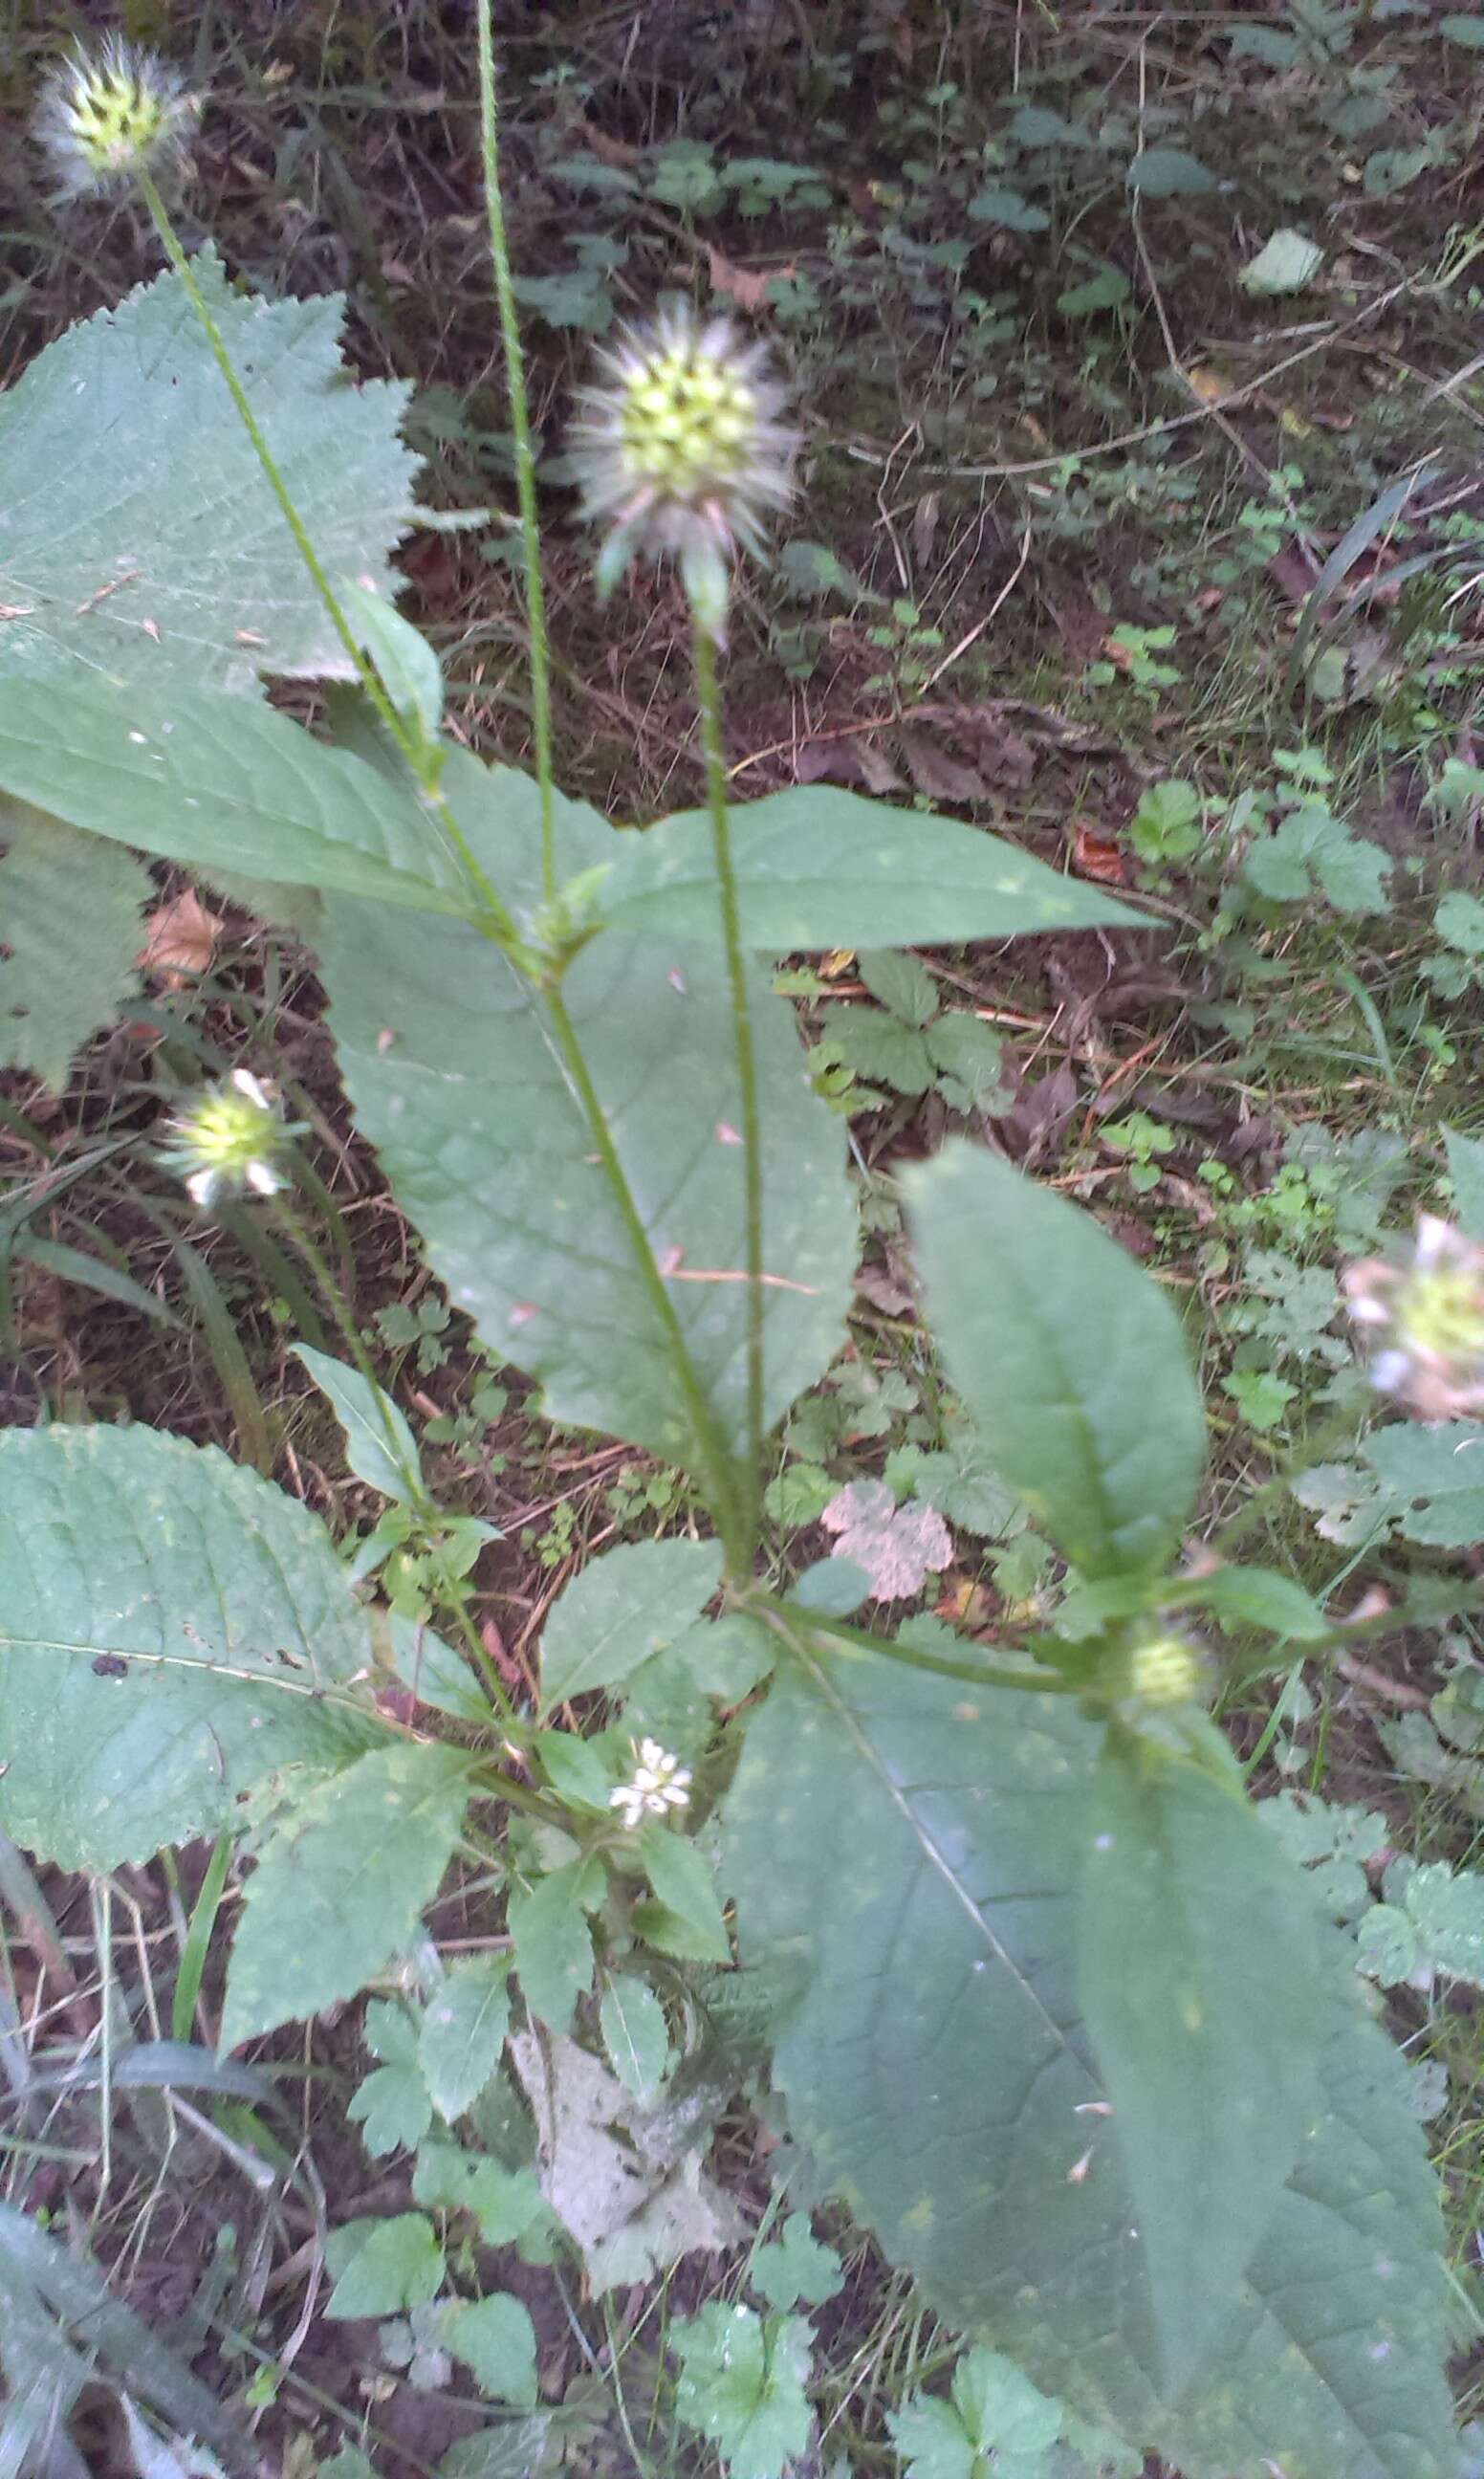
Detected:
left=692, top=620, right=765, bottom=1558
left=139, top=173, right=523, bottom=954
left=751, top=1595, right=1080, bottom=1694
left=543, top=986, right=752, bottom=1573
left=473, top=0, right=558, bottom=901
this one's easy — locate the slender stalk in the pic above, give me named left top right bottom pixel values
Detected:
left=473, top=0, right=558, bottom=901
left=692, top=619, right=765, bottom=1559
left=138, top=173, right=524, bottom=954
left=274, top=1198, right=512, bottom=1717
left=752, top=1595, right=1081, bottom=1695
left=542, top=984, right=751, bottom=1571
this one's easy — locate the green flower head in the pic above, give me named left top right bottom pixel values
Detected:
left=1113, top=1628, right=1211, bottom=1715
left=159, top=1070, right=298, bottom=1212
left=35, top=39, right=197, bottom=200
left=569, top=300, right=798, bottom=634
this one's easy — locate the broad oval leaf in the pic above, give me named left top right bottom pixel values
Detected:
left=316, top=780, right=857, bottom=1478
left=1077, top=1729, right=1322, bottom=2395
left=603, top=785, right=1140, bottom=952
left=0, top=251, right=417, bottom=696
left=540, top=1536, right=724, bottom=1708
left=220, top=1740, right=474, bottom=2049
left=0, top=1424, right=382, bottom=1871
left=722, top=1634, right=1452, bottom=2479
left=0, top=680, right=473, bottom=915
left=906, top=1143, right=1204, bottom=1577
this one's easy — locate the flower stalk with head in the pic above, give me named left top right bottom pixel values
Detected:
left=34, top=38, right=197, bottom=199
left=569, top=301, right=799, bottom=640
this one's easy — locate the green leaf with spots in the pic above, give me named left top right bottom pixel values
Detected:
left=906, top=1143, right=1205, bottom=1578
left=316, top=759, right=858, bottom=1481
left=221, top=1742, right=472, bottom=2049
left=602, top=785, right=1140, bottom=952
left=1077, top=1729, right=1323, bottom=2394
left=0, top=1424, right=382, bottom=1872
left=722, top=1632, right=1451, bottom=2477
left=1364, top=1422, right=1484, bottom=1546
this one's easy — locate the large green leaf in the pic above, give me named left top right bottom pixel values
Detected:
left=0, top=1424, right=383, bottom=1871
left=722, top=1636, right=1451, bottom=2479
left=906, top=1143, right=1204, bottom=1576
left=0, top=251, right=417, bottom=695
left=603, top=786, right=1140, bottom=951
left=539, top=1536, right=724, bottom=1707
left=220, top=1740, right=474, bottom=2049
left=316, top=769, right=858, bottom=1474
left=1076, top=1729, right=1323, bottom=2395
left=0, top=678, right=476, bottom=914
left=0, top=803, right=151, bottom=1088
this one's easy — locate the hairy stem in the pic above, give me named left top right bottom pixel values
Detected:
left=751, top=1594, right=1081, bottom=1694
left=473, top=0, right=558, bottom=901
left=543, top=985, right=752, bottom=1574
left=692, top=619, right=765, bottom=1560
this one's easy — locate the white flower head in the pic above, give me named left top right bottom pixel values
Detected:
left=34, top=39, right=198, bottom=200
left=569, top=300, right=799, bottom=635
left=1343, top=1215, right=1484, bottom=1420
left=159, top=1068, right=298, bottom=1213
left=609, top=1737, right=692, bottom=1832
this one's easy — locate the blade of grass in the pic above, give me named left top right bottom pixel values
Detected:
left=169, top=1236, right=275, bottom=1476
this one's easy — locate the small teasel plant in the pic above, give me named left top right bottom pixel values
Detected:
left=0, top=18, right=1472, bottom=2479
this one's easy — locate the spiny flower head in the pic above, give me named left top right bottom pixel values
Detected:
left=609, top=1738, right=691, bottom=1832
left=569, top=300, right=798, bottom=635
left=1118, top=1629, right=1210, bottom=1712
left=159, top=1070, right=298, bottom=1211
left=1344, top=1215, right=1484, bottom=1420
left=34, top=39, right=197, bottom=200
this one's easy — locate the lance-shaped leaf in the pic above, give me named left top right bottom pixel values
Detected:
left=0, top=679, right=475, bottom=914
left=0, top=1424, right=383, bottom=1871
left=0, top=251, right=418, bottom=695
left=906, top=1142, right=1205, bottom=1577
left=316, top=769, right=858, bottom=1473
left=603, top=785, right=1141, bottom=951
left=722, top=1634, right=1452, bottom=2479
